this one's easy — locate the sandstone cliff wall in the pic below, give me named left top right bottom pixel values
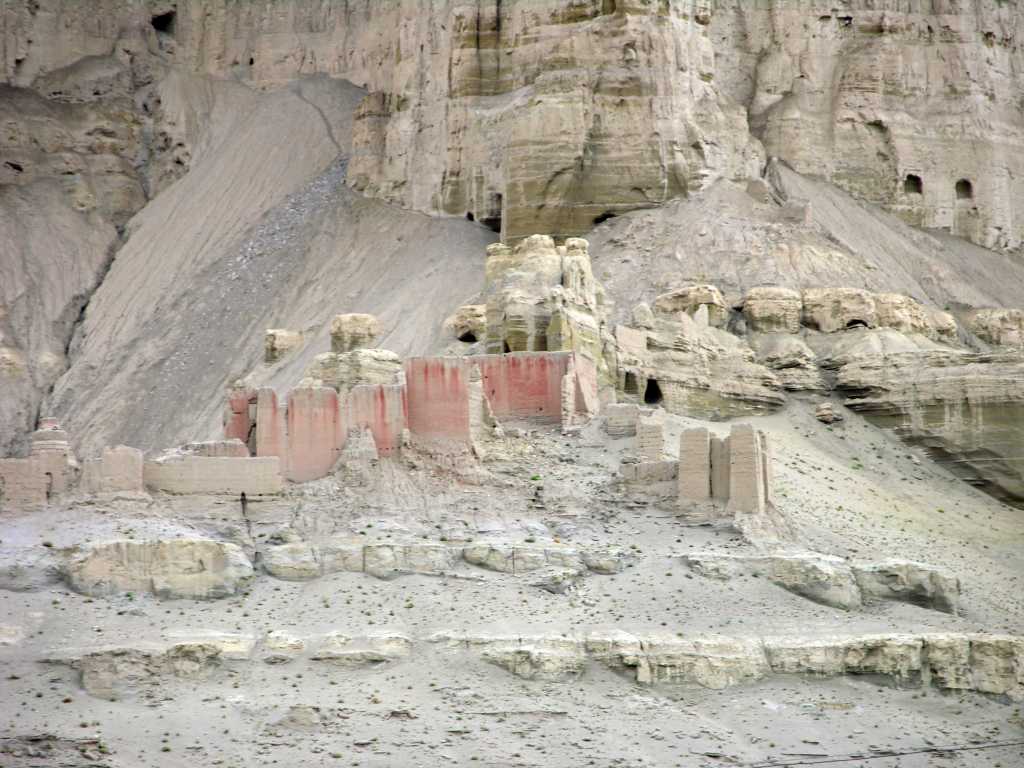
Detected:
left=5, top=1, right=1022, bottom=249
left=711, top=0, right=1024, bottom=250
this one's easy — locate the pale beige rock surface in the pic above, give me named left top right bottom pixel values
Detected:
left=66, top=539, right=254, bottom=600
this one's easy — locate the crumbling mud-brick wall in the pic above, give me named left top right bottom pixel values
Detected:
left=285, top=387, right=345, bottom=483
left=0, top=458, right=49, bottom=510
left=81, top=446, right=144, bottom=495
left=674, top=424, right=772, bottom=515
left=144, top=456, right=282, bottom=495
left=233, top=351, right=599, bottom=482
left=223, top=386, right=257, bottom=453
left=636, top=415, right=666, bottom=463
left=475, top=352, right=573, bottom=425
left=346, top=383, right=408, bottom=457
left=404, top=357, right=474, bottom=445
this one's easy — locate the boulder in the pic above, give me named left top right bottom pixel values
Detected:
left=683, top=551, right=863, bottom=611
left=330, top=313, right=379, bottom=353
left=802, top=288, right=877, bottom=333
left=742, top=287, right=802, bottom=333
left=653, top=285, right=727, bottom=327
left=310, top=632, right=412, bottom=665
left=815, top=402, right=844, bottom=424
left=264, top=328, right=303, bottom=363
left=965, top=308, right=1024, bottom=349
left=261, top=542, right=322, bottom=581
left=445, top=304, right=486, bottom=343
left=66, top=539, right=254, bottom=600
left=852, top=560, right=960, bottom=615
left=305, top=348, right=402, bottom=393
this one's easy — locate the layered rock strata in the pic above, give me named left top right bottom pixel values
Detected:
left=39, top=629, right=1024, bottom=701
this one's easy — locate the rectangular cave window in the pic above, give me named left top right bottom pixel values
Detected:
left=956, top=179, right=974, bottom=200
left=904, top=174, right=923, bottom=195
left=623, top=371, right=639, bottom=395
left=151, top=10, right=176, bottom=36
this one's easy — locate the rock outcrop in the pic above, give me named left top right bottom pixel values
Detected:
left=615, top=299, right=784, bottom=419
left=432, top=630, right=1024, bottom=699
left=43, top=628, right=1024, bottom=702
left=261, top=537, right=628, bottom=582
left=484, top=235, right=613, bottom=386
left=683, top=551, right=960, bottom=614
left=66, top=539, right=254, bottom=600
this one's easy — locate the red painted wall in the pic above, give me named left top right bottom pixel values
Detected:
left=255, top=388, right=284, bottom=459
left=285, top=387, right=344, bottom=482
left=404, top=357, right=472, bottom=443
left=346, top=384, right=408, bottom=456
left=475, top=352, right=570, bottom=424
left=224, top=388, right=255, bottom=444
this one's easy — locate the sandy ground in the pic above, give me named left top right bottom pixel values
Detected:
left=2, top=399, right=1023, bottom=767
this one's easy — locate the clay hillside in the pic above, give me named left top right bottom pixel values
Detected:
left=2, top=2, right=1024, bottom=767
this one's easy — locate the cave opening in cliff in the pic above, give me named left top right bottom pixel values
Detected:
left=466, top=212, right=475, bottom=222
left=623, top=371, right=638, bottom=395
left=593, top=211, right=617, bottom=225
left=480, top=193, right=502, bottom=233
left=643, top=378, right=663, bottom=405
left=151, top=10, right=176, bottom=35
left=846, top=319, right=868, bottom=330
left=956, top=179, right=974, bottom=200
left=458, top=331, right=477, bottom=343
left=904, top=174, right=923, bottom=195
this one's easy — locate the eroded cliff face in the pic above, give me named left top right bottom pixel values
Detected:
left=711, top=0, right=1024, bottom=251
left=171, top=0, right=763, bottom=242
left=5, top=1, right=1022, bottom=250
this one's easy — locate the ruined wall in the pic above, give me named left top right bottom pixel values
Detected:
left=476, top=353, right=572, bottom=426
left=404, top=357, right=474, bottom=446
left=80, top=445, right=143, bottom=495
left=143, top=455, right=282, bottom=495
left=346, top=384, right=408, bottom=457
left=284, top=387, right=344, bottom=484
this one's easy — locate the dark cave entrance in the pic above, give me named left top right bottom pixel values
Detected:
left=458, top=331, right=477, bottom=343
left=643, top=378, right=663, bottom=405
left=151, top=10, right=177, bottom=36
left=903, top=174, right=923, bottom=195
left=593, top=211, right=617, bottom=226
left=955, top=179, right=974, bottom=200
left=846, top=319, right=868, bottom=330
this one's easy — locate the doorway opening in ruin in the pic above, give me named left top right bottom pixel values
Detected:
left=503, top=341, right=511, bottom=353
left=956, top=179, right=974, bottom=200
left=904, top=174, right=923, bottom=195
left=623, top=371, right=639, bottom=395
left=466, top=212, right=475, bottom=222
left=151, top=10, right=176, bottom=35
left=846, top=319, right=868, bottom=330
left=458, top=330, right=477, bottom=343
left=644, top=378, right=663, bottom=405
left=593, top=211, right=617, bottom=226
left=481, top=193, right=503, bottom=233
